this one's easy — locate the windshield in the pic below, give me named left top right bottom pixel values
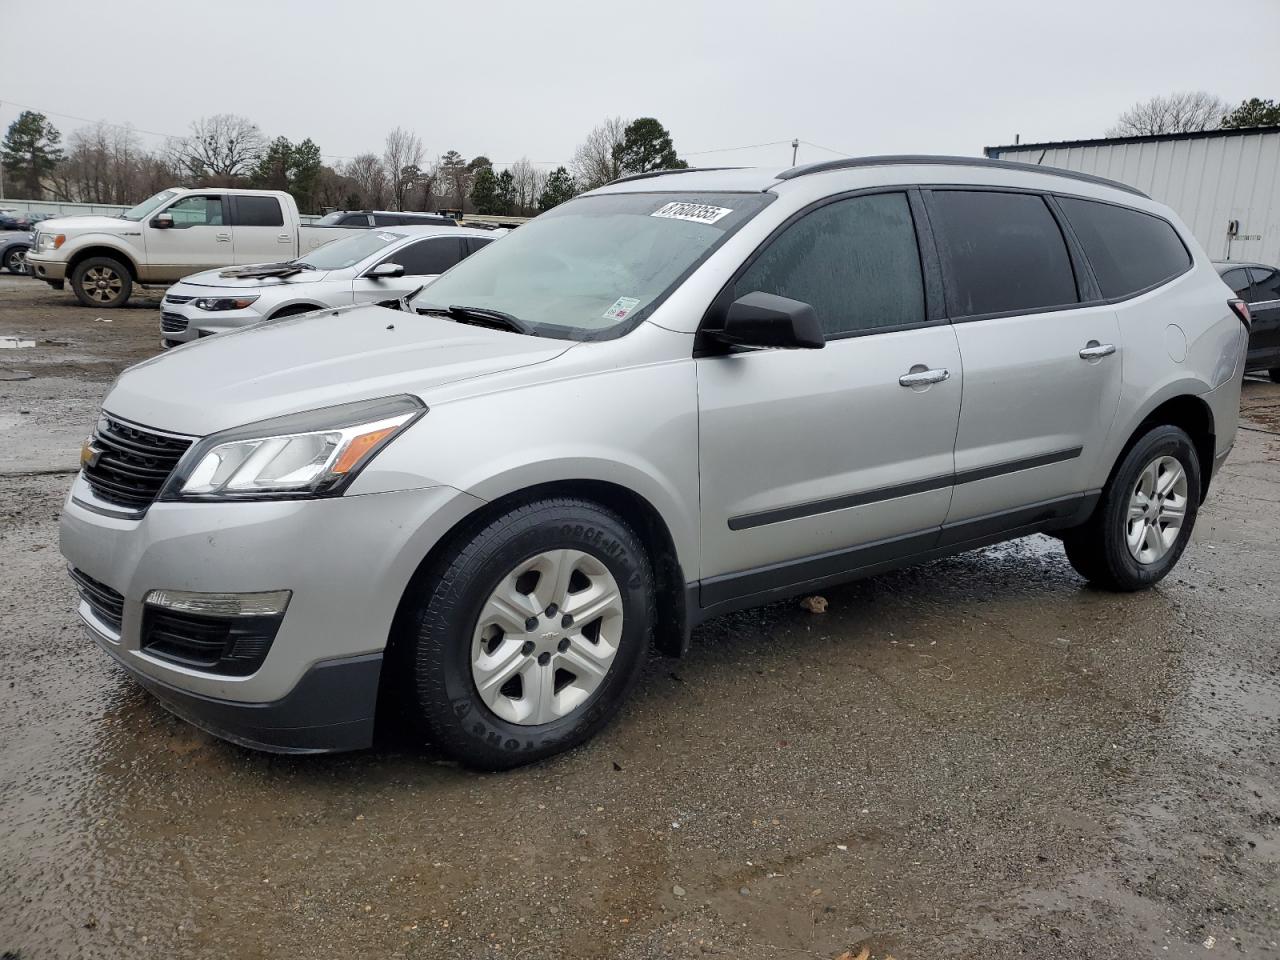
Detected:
left=415, top=191, right=773, bottom=340
left=120, top=189, right=180, bottom=222
left=295, top=230, right=402, bottom=270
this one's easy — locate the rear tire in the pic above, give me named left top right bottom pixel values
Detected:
left=71, top=256, right=132, bottom=308
left=403, top=498, right=654, bottom=770
left=1062, top=424, right=1200, bottom=591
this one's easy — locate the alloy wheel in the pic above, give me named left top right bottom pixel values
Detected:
left=1125, top=454, right=1188, bottom=564
left=84, top=266, right=123, bottom=303
left=6, top=249, right=25, bottom=274
left=470, top=549, right=623, bottom=725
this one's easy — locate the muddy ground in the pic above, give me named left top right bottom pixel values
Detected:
left=1, top=275, right=1278, bottom=959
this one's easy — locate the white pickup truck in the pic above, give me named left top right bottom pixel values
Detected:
left=25, top=187, right=367, bottom=308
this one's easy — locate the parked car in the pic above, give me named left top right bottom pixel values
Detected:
left=60, top=156, right=1247, bottom=769
left=316, top=209, right=460, bottom=228
left=0, top=210, right=56, bottom=231
left=25, top=188, right=368, bottom=308
left=1, top=231, right=33, bottom=274
left=1215, top=261, right=1280, bottom=380
left=158, top=225, right=500, bottom=348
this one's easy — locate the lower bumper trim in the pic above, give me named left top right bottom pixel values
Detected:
left=93, top=631, right=382, bottom=754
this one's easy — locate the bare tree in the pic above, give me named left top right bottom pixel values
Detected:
left=382, top=128, right=424, bottom=210
left=1107, top=92, right=1228, bottom=137
left=166, top=114, right=265, bottom=181
left=342, top=153, right=388, bottom=208
left=51, top=122, right=170, bottom=203
left=508, top=157, right=548, bottom=216
left=571, top=116, right=629, bottom=190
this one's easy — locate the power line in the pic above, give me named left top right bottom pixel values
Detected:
left=799, top=139, right=853, bottom=158
left=682, top=139, right=795, bottom=156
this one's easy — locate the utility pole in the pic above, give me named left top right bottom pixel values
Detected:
left=791, top=139, right=799, bottom=165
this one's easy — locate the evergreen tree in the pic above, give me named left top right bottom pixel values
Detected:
left=2, top=111, right=64, bottom=199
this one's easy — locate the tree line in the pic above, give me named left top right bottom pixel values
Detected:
left=0, top=111, right=687, bottom=217
left=1108, top=93, right=1280, bottom=137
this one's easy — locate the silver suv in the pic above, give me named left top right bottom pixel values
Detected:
left=60, top=157, right=1249, bottom=769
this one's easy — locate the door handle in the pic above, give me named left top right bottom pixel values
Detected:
left=215, top=233, right=231, bottom=242
left=1078, top=341, right=1116, bottom=360
left=898, top=367, right=950, bottom=387
left=277, top=233, right=290, bottom=242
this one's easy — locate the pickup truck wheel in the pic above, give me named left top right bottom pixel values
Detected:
left=71, top=257, right=132, bottom=308
left=1062, top=424, right=1200, bottom=591
left=403, top=498, right=654, bottom=770
left=4, top=247, right=27, bottom=274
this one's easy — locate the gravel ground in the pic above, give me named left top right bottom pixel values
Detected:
left=1, top=276, right=1278, bottom=959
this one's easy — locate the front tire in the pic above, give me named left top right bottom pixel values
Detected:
left=4, top=247, right=26, bottom=274
left=71, top=256, right=132, bottom=308
left=1063, top=424, right=1200, bottom=591
left=404, top=498, right=654, bottom=770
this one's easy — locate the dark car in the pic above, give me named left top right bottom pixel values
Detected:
left=1216, top=261, right=1280, bottom=381
left=0, top=210, right=55, bottom=232
left=1, top=231, right=34, bottom=274
left=315, top=209, right=459, bottom=228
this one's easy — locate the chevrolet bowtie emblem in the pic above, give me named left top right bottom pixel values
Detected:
left=80, top=441, right=103, bottom=470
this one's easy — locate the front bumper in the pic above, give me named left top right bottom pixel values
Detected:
left=160, top=298, right=267, bottom=348
left=60, top=475, right=485, bottom=751
left=26, top=253, right=67, bottom=281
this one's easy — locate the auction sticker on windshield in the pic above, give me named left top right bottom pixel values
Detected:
left=602, top=296, right=641, bottom=321
left=650, top=202, right=733, bottom=225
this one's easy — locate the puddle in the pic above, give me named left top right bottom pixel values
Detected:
left=0, top=337, right=36, bottom=349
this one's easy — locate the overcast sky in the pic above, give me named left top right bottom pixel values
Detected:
left=4, top=0, right=1279, bottom=171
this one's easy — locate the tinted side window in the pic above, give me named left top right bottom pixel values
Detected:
left=383, top=237, right=467, bottom=275
left=234, top=196, right=284, bottom=227
left=930, top=190, right=1077, bottom=317
left=1220, top=268, right=1252, bottom=299
left=467, top=237, right=493, bottom=255
left=373, top=214, right=402, bottom=226
left=1057, top=197, right=1190, bottom=299
left=733, top=192, right=924, bottom=336
left=342, top=214, right=370, bottom=226
left=1247, top=267, right=1280, bottom=302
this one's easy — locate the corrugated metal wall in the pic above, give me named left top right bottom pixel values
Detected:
left=988, top=130, right=1280, bottom=265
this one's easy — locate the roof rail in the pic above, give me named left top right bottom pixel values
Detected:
left=606, top=166, right=742, bottom=186
left=776, top=154, right=1149, bottom=199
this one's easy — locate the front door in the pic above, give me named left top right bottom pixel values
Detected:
left=696, top=191, right=962, bottom=609
left=1245, top=266, right=1280, bottom=369
left=925, top=188, right=1123, bottom=532
left=144, top=194, right=230, bottom=278
left=351, top=235, right=474, bottom=306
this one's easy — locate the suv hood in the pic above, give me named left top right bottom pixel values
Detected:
left=35, top=215, right=131, bottom=234
left=106, top=304, right=575, bottom=436
left=177, top=266, right=331, bottom=289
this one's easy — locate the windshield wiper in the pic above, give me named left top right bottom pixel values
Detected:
left=418, top=304, right=536, bottom=336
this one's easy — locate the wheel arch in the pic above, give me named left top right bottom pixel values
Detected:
left=266, top=302, right=327, bottom=320
left=67, top=244, right=139, bottom=281
left=1111, top=390, right=1216, bottom=503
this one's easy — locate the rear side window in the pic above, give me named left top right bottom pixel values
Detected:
left=342, top=214, right=370, bottom=226
left=467, top=237, right=493, bottom=255
left=234, top=196, right=284, bottom=227
left=1057, top=197, right=1190, bottom=299
left=383, top=237, right=468, bottom=275
left=930, top=190, right=1077, bottom=317
left=373, top=214, right=402, bottom=226
left=1247, top=267, right=1280, bottom=302
left=1220, top=268, right=1251, bottom=299
left=733, top=192, right=925, bottom=336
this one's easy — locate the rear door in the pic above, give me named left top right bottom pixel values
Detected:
left=1245, top=267, right=1280, bottom=366
left=696, top=190, right=962, bottom=604
left=229, top=195, right=292, bottom=264
left=929, top=188, right=1122, bottom=534
left=350, top=235, right=471, bottom=305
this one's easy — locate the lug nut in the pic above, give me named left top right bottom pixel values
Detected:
left=557, top=638, right=570, bottom=652
left=561, top=614, right=573, bottom=628
left=525, top=617, right=539, bottom=632
left=521, top=640, right=535, bottom=656
left=537, top=652, right=551, bottom=666
left=545, top=603, right=558, bottom=617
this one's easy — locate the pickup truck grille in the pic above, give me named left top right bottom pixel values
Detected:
left=82, top=414, right=193, bottom=511
left=160, top=312, right=188, bottom=333
left=69, top=566, right=125, bottom=632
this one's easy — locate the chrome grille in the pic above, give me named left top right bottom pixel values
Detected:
left=163, top=294, right=193, bottom=304
left=160, top=312, right=188, bottom=333
left=81, top=414, right=193, bottom=511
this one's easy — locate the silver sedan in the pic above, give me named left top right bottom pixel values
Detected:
left=159, top=224, right=502, bottom=347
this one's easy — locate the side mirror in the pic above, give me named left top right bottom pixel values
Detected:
left=366, top=262, right=404, bottom=280
left=713, top=292, right=824, bottom=349
left=150, top=212, right=174, bottom=229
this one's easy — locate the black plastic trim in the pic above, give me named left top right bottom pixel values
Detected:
left=696, top=491, right=1099, bottom=622
left=93, top=637, right=383, bottom=753
left=776, top=155, right=1148, bottom=198
left=728, top=446, right=1082, bottom=530
left=606, top=166, right=745, bottom=185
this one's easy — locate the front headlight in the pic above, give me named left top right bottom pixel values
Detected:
left=193, top=295, right=259, bottom=311
left=161, top=396, right=425, bottom=502
left=37, top=233, right=65, bottom=251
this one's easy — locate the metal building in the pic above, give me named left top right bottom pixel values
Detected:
left=985, top=126, right=1280, bottom=265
